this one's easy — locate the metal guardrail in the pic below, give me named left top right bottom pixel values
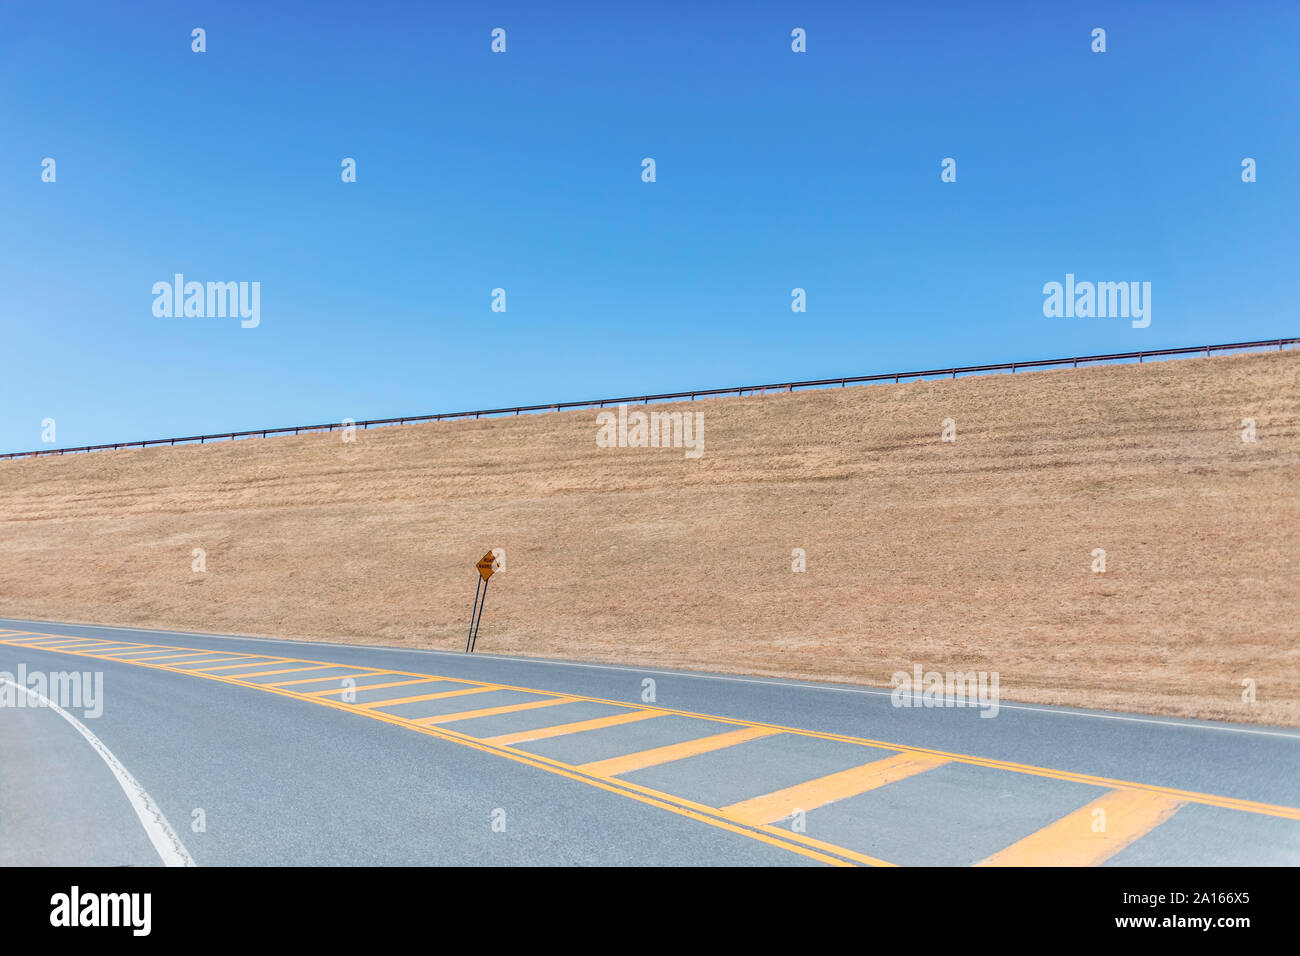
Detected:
left=3, top=338, right=1295, bottom=460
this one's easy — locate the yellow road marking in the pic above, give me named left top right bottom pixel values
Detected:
left=976, top=789, right=1185, bottom=867
left=578, top=726, right=782, bottom=777
left=354, top=685, right=499, bottom=708
left=269, top=672, right=388, bottom=688
left=416, top=697, right=574, bottom=725
left=108, top=649, right=215, bottom=659
left=4, top=633, right=1297, bottom=829
left=121, top=651, right=228, bottom=662
left=753, top=821, right=897, bottom=867
left=54, top=642, right=138, bottom=651
left=723, top=752, right=951, bottom=825
left=33, top=650, right=139, bottom=658
left=484, top=709, right=661, bottom=746
left=516, top=750, right=895, bottom=868
left=89, top=641, right=178, bottom=652
left=231, top=664, right=338, bottom=679
left=308, top=677, right=442, bottom=697
left=104, top=641, right=178, bottom=651
left=9, top=639, right=96, bottom=647
left=188, top=659, right=291, bottom=672
left=0, top=635, right=859, bottom=866
left=38, top=648, right=109, bottom=656
left=165, top=656, right=257, bottom=668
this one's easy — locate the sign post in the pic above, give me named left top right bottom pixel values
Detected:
left=465, top=577, right=483, bottom=653
left=465, top=550, right=496, bottom=653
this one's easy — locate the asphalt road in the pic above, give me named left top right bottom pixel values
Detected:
left=1, top=617, right=1296, bottom=866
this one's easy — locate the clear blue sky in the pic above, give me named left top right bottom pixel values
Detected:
left=1, top=1, right=1296, bottom=451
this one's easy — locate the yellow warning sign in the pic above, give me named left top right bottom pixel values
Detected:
left=475, top=551, right=496, bottom=582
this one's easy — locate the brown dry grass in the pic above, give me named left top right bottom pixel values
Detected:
left=1, top=351, right=1297, bottom=724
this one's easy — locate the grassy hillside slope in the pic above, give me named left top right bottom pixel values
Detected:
left=2, top=350, right=1296, bottom=724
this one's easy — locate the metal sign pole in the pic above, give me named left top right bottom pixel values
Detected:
left=465, top=576, right=483, bottom=653
left=470, top=578, right=490, bottom=653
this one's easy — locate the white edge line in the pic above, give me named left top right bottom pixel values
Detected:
left=0, top=677, right=196, bottom=867
left=3, top=619, right=1297, bottom=740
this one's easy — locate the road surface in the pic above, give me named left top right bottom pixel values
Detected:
left=1, top=617, right=1296, bottom=866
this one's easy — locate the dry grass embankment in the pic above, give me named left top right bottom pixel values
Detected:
left=1, top=350, right=1296, bottom=724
